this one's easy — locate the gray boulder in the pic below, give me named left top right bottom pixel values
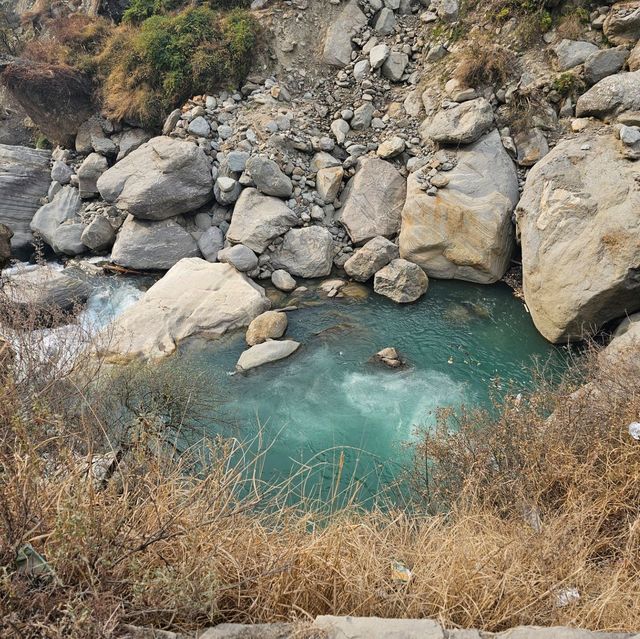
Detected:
left=552, top=39, right=599, bottom=70
left=339, top=158, right=406, bottom=244
left=516, top=133, right=640, bottom=342
left=197, top=226, right=225, bottom=262
left=51, top=160, right=72, bottom=185
left=227, top=188, right=297, bottom=253
left=105, top=259, right=270, bottom=360
left=351, top=103, right=375, bottom=130
left=78, top=153, right=108, bottom=200
left=97, top=136, right=213, bottom=220
left=236, top=339, right=300, bottom=372
left=272, top=227, right=334, bottom=278
left=576, top=70, right=640, bottom=120
left=0, top=144, right=51, bottom=253
left=81, top=216, right=116, bottom=251
left=52, top=223, right=88, bottom=256
left=374, top=258, right=429, bottom=303
left=399, top=130, right=519, bottom=284
left=425, top=98, right=494, bottom=145
left=111, top=216, right=200, bottom=271
left=344, top=236, right=399, bottom=282
left=218, top=244, right=258, bottom=272
left=188, top=116, right=210, bottom=137
left=322, top=0, right=368, bottom=67
left=214, top=177, right=241, bottom=205
left=382, top=52, right=409, bottom=82
left=584, top=46, right=629, bottom=85
left=245, top=155, right=293, bottom=198
left=271, top=269, right=297, bottom=292
left=30, top=186, right=82, bottom=249
left=3, top=266, right=92, bottom=312
left=373, top=7, right=396, bottom=34
left=603, top=1, right=640, bottom=45
left=515, top=129, right=549, bottom=167
left=113, top=128, right=152, bottom=162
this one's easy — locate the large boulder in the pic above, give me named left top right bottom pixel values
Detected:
left=236, top=340, right=300, bottom=372
left=111, top=216, right=200, bottom=271
left=78, top=152, right=108, bottom=199
left=30, top=186, right=82, bottom=249
left=552, top=39, right=599, bottom=70
left=583, top=46, right=629, bottom=85
left=344, top=236, right=399, bottom=282
left=227, top=188, right=297, bottom=253
left=516, top=133, right=640, bottom=343
left=97, top=137, right=213, bottom=220
left=271, top=227, right=334, bottom=278
left=104, top=259, right=270, bottom=360
left=603, top=1, right=640, bottom=45
left=0, top=144, right=51, bottom=253
left=424, top=98, right=494, bottom=145
left=373, top=259, right=429, bottom=303
left=399, top=130, right=519, bottom=283
left=322, top=0, right=368, bottom=67
left=576, top=70, right=640, bottom=120
left=339, top=158, right=406, bottom=244
left=3, top=265, right=92, bottom=313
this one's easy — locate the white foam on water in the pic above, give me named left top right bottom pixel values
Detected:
left=342, top=368, right=469, bottom=437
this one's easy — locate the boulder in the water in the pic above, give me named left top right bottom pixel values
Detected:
left=371, top=347, right=405, bottom=368
left=236, top=339, right=300, bottom=372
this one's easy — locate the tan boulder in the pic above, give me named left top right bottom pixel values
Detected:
left=245, top=311, right=288, bottom=346
left=104, top=258, right=270, bottom=360
left=399, top=130, right=519, bottom=283
left=517, top=133, right=640, bottom=343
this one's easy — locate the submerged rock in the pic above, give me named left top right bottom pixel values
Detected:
left=373, top=258, right=429, bottom=303
left=371, top=346, right=405, bottom=368
left=517, top=133, right=640, bottom=342
left=105, top=259, right=270, bottom=360
left=236, top=339, right=300, bottom=371
left=97, top=136, right=213, bottom=220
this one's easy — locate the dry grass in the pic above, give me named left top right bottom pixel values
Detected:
left=453, top=38, right=516, bottom=89
left=1, top=292, right=640, bottom=637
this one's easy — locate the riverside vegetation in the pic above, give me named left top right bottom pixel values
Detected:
left=1, top=0, right=640, bottom=635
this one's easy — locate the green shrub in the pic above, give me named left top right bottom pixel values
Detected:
left=122, top=0, right=183, bottom=24
left=97, top=6, right=259, bottom=126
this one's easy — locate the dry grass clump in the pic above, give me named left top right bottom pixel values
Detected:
left=453, top=38, right=516, bottom=88
left=1, top=292, right=640, bottom=637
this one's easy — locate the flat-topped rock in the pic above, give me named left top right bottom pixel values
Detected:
left=236, top=339, right=300, bottom=371
left=104, top=259, right=270, bottom=360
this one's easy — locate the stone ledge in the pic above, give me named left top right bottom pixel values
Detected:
left=122, top=617, right=640, bottom=639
